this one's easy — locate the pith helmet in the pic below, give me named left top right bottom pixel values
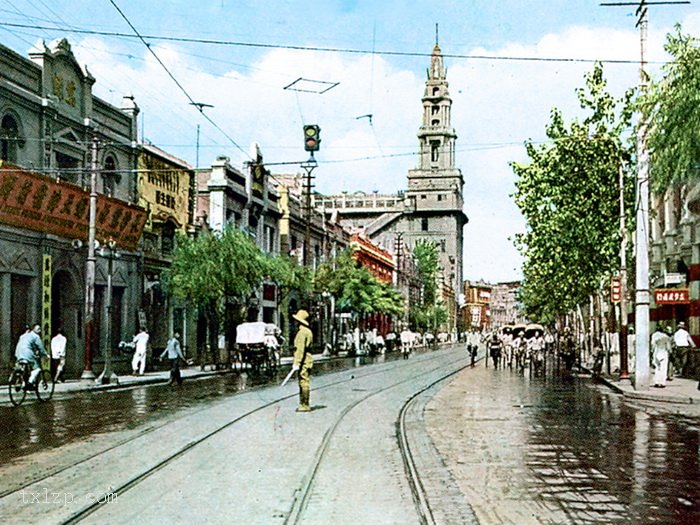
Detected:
left=293, top=309, right=310, bottom=327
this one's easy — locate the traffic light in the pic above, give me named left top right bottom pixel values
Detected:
left=303, top=125, right=321, bottom=152
left=611, top=277, right=621, bottom=303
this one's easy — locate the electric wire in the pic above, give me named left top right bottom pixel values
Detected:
left=106, top=0, right=250, bottom=160
left=0, top=21, right=669, bottom=66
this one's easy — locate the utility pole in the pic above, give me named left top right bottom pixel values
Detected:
left=190, top=102, right=213, bottom=169
left=301, top=124, right=321, bottom=267
left=81, top=136, right=98, bottom=380
left=618, top=163, right=630, bottom=382
left=601, top=0, right=689, bottom=390
left=301, top=156, right=317, bottom=267
left=96, top=240, right=119, bottom=384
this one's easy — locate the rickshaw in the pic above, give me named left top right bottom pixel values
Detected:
left=235, top=321, right=278, bottom=374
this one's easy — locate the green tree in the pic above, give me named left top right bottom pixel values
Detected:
left=165, top=227, right=268, bottom=362
left=264, top=253, right=312, bottom=305
left=511, top=63, right=634, bottom=322
left=314, top=248, right=403, bottom=316
left=413, top=239, right=439, bottom=307
left=641, top=26, right=700, bottom=189
left=167, top=227, right=267, bottom=306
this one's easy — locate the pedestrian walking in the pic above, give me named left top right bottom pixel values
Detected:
left=560, top=327, right=577, bottom=371
left=488, top=334, right=503, bottom=369
left=160, top=332, right=184, bottom=386
left=400, top=328, right=412, bottom=359
left=292, top=309, right=313, bottom=412
left=651, top=325, right=672, bottom=388
left=665, top=325, right=676, bottom=381
left=468, top=343, right=477, bottom=367
left=672, top=321, right=695, bottom=378
left=131, top=327, right=149, bottom=375
left=50, top=328, right=67, bottom=383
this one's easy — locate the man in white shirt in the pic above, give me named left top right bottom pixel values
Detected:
left=51, top=328, right=67, bottom=383
left=131, top=327, right=149, bottom=375
left=672, top=321, right=695, bottom=378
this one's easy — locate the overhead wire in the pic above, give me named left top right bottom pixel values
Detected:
left=0, top=21, right=667, bottom=66
left=1, top=6, right=217, bottom=161
left=106, top=0, right=250, bottom=160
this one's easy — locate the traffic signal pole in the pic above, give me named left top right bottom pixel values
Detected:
left=301, top=155, right=317, bottom=267
left=301, top=125, right=320, bottom=267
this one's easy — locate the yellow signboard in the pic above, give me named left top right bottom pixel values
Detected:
left=138, top=148, right=192, bottom=232
left=42, top=255, right=52, bottom=348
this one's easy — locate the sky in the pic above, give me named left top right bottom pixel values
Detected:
left=1, top=0, right=699, bottom=284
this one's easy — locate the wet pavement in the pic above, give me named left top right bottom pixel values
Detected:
left=0, top=353, right=399, bottom=464
left=425, top=359, right=700, bottom=524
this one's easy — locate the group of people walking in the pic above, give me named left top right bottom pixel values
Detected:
left=650, top=321, right=696, bottom=388
left=485, top=329, right=552, bottom=371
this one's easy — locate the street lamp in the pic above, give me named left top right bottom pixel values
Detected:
left=81, top=137, right=99, bottom=380
left=301, top=156, right=318, bottom=267
left=96, top=239, right=120, bottom=385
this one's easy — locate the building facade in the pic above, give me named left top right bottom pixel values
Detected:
left=489, top=281, right=526, bottom=330
left=314, top=43, right=467, bottom=329
left=137, top=143, right=195, bottom=356
left=463, top=280, right=492, bottom=332
left=0, top=39, right=145, bottom=378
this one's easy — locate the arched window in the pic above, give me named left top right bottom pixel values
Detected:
left=1, top=114, right=20, bottom=163
left=102, top=155, right=118, bottom=196
left=161, top=220, right=176, bottom=255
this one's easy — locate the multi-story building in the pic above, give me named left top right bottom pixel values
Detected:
left=490, top=281, right=526, bottom=330
left=649, top=183, right=700, bottom=375
left=0, top=39, right=146, bottom=378
left=314, top=42, right=467, bottom=330
left=136, top=143, right=195, bottom=355
left=463, top=280, right=492, bottom=332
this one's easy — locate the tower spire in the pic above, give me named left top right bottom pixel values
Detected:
left=435, top=23, right=439, bottom=46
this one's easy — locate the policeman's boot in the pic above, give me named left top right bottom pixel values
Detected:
left=297, top=385, right=311, bottom=412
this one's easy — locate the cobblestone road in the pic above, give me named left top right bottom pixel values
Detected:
left=425, top=360, right=700, bottom=525
left=0, top=346, right=470, bottom=524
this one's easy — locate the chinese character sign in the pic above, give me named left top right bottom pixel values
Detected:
left=653, top=288, right=690, bottom=305
left=0, top=164, right=147, bottom=250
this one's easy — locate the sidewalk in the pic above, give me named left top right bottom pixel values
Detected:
left=0, top=353, right=330, bottom=404
left=594, top=373, right=700, bottom=405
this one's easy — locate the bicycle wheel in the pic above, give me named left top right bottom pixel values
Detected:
left=8, top=370, right=27, bottom=406
left=35, top=370, right=55, bottom=402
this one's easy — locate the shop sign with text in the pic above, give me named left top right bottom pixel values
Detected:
left=0, top=163, right=147, bottom=250
left=654, top=288, right=690, bottom=305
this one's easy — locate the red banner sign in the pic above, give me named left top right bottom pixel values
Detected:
left=654, top=288, right=690, bottom=305
left=0, top=164, right=147, bottom=250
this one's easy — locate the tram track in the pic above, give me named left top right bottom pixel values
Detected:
left=44, top=347, right=462, bottom=524
left=1, top=352, right=436, bottom=501
left=283, top=352, right=471, bottom=525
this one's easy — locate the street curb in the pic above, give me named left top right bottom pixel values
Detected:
left=592, top=373, right=699, bottom=405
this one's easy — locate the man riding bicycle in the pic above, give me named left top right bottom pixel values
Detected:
left=15, top=324, right=48, bottom=386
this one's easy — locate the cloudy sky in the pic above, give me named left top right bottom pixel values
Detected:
left=2, top=0, right=699, bottom=283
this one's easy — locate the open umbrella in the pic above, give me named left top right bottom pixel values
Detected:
left=501, top=325, right=513, bottom=335
left=512, top=324, right=527, bottom=337
left=525, top=323, right=545, bottom=338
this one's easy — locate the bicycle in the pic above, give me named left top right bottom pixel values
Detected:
left=8, top=359, right=55, bottom=406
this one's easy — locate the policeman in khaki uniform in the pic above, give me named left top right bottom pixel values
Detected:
left=292, top=309, right=313, bottom=412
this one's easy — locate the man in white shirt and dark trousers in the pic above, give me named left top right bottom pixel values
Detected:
left=51, top=328, right=67, bottom=383
left=672, top=321, right=695, bottom=379
left=160, top=332, right=184, bottom=386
